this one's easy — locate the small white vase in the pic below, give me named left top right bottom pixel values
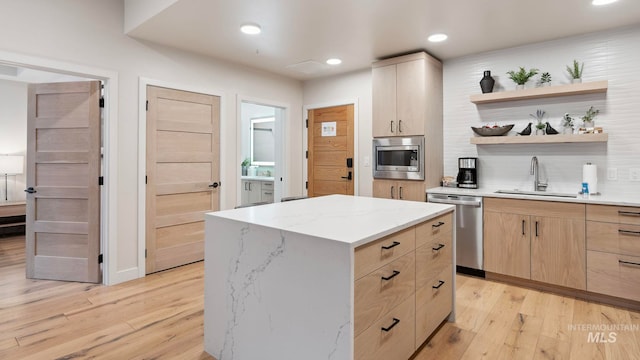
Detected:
left=516, top=84, right=525, bottom=90
left=562, top=126, right=574, bottom=135
left=584, top=120, right=595, bottom=128
left=535, top=128, right=545, bottom=136
left=571, top=78, right=582, bottom=84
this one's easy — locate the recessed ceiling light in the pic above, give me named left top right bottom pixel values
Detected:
left=428, top=33, right=448, bottom=42
left=240, top=23, right=261, bottom=35
left=592, top=0, right=618, bottom=5
left=326, top=58, right=342, bottom=65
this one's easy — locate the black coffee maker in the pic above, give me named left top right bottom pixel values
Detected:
left=457, top=157, right=478, bottom=189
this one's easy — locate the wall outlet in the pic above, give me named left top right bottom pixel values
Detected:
left=607, top=168, right=618, bottom=181
left=630, top=168, right=640, bottom=182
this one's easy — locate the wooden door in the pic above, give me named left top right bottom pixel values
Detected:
left=483, top=211, right=530, bottom=279
left=307, top=104, right=354, bottom=197
left=26, top=81, right=101, bottom=283
left=531, top=216, right=586, bottom=290
left=146, top=86, right=220, bottom=274
left=372, top=65, right=396, bottom=137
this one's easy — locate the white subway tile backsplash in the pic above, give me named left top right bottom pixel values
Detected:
left=443, top=25, right=640, bottom=195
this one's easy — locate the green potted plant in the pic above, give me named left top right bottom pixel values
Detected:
left=566, top=60, right=584, bottom=84
left=538, top=72, right=552, bottom=87
left=530, top=109, right=547, bottom=135
left=562, top=113, right=574, bottom=134
left=507, top=67, right=539, bottom=89
left=582, top=106, right=599, bottom=128
left=241, top=157, right=250, bottom=176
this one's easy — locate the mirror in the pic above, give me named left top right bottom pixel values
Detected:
left=250, top=117, right=275, bottom=165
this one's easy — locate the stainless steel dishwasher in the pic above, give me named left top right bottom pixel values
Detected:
left=427, top=193, right=484, bottom=277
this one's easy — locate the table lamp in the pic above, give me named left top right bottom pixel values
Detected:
left=0, top=155, right=24, bottom=201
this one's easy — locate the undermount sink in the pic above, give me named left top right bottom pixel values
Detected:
left=495, top=189, right=578, bottom=199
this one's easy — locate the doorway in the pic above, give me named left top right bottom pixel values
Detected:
left=306, top=104, right=355, bottom=197
left=238, top=99, right=286, bottom=207
left=0, top=56, right=116, bottom=284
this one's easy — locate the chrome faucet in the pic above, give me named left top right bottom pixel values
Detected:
left=530, top=156, right=548, bottom=191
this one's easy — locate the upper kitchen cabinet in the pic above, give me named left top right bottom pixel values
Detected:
left=372, top=52, right=443, bottom=137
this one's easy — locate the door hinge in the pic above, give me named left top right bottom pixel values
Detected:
left=99, top=97, right=105, bottom=108
left=306, top=119, right=308, bottom=128
left=305, top=150, right=308, bottom=159
left=146, top=100, right=149, bottom=111
left=305, top=181, right=308, bottom=189
left=98, top=254, right=103, bottom=264
left=98, top=176, right=104, bottom=186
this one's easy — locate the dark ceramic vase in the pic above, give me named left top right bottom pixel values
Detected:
left=480, top=70, right=495, bottom=93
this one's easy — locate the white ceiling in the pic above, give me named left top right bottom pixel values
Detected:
left=127, top=0, right=640, bottom=80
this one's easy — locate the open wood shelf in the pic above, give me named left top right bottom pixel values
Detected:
left=470, top=133, right=608, bottom=145
left=470, top=80, right=608, bottom=104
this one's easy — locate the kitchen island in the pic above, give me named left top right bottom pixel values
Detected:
left=204, top=194, right=455, bottom=360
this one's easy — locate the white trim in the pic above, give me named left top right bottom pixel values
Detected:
left=237, top=95, right=289, bottom=205
left=137, top=77, right=226, bottom=278
left=0, top=49, right=119, bottom=285
left=302, top=98, right=360, bottom=196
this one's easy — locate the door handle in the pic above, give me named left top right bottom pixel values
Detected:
left=398, top=120, right=403, bottom=133
left=390, top=120, right=395, bottom=133
left=24, top=187, right=37, bottom=194
left=341, top=171, right=352, bottom=180
left=399, top=186, right=404, bottom=199
left=209, top=182, right=220, bottom=188
left=390, top=186, right=395, bottom=199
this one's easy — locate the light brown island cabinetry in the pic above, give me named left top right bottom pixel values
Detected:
left=484, top=198, right=586, bottom=290
left=354, top=212, right=453, bottom=360
left=586, top=204, right=640, bottom=302
left=372, top=179, right=426, bottom=202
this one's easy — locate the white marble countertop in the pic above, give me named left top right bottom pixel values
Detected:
left=208, top=194, right=454, bottom=247
left=240, top=175, right=275, bottom=181
left=427, top=186, right=640, bottom=207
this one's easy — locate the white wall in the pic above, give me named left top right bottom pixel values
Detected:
left=444, top=25, right=640, bottom=195
left=0, top=80, right=27, bottom=202
left=303, top=69, right=373, bottom=196
left=0, top=0, right=303, bottom=282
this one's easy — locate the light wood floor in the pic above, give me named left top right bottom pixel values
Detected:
left=1, top=235, right=639, bottom=359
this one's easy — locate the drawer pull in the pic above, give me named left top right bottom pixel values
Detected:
left=432, top=243, right=445, bottom=251
left=619, top=229, right=640, bottom=236
left=535, top=221, right=539, bottom=237
left=381, top=270, right=400, bottom=281
left=432, top=280, right=445, bottom=289
left=522, top=220, right=525, bottom=235
left=381, top=241, right=400, bottom=250
left=432, top=221, right=445, bottom=228
left=381, top=318, right=400, bottom=332
left=619, top=260, right=640, bottom=268
left=619, top=211, right=640, bottom=217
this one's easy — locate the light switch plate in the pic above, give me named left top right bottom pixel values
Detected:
left=607, top=168, right=617, bottom=181
left=363, top=156, right=370, bottom=167
left=630, top=168, right=640, bottom=182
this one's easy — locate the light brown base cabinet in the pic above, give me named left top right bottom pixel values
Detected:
left=354, top=212, right=453, bottom=360
left=372, top=180, right=426, bottom=202
left=484, top=198, right=586, bottom=290
left=587, top=204, right=640, bottom=302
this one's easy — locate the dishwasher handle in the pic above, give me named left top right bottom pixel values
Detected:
left=428, top=197, right=482, bottom=207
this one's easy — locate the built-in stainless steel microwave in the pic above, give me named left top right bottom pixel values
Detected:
left=373, top=136, right=425, bottom=180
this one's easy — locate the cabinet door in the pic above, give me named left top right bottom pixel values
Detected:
left=396, top=59, right=426, bottom=136
left=484, top=211, right=530, bottom=279
left=395, top=181, right=425, bottom=202
left=372, top=65, right=397, bottom=137
left=531, top=216, right=586, bottom=290
left=372, top=179, right=395, bottom=199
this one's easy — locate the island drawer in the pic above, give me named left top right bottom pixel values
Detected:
left=587, top=204, right=640, bottom=225
left=415, top=264, right=453, bottom=347
left=587, top=222, right=640, bottom=257
left=354, top=227, right=415, bottom=279
left=587, top=250, right=640, bottom=302
left=354, top=294, right=415, bottom=360
left=415, top=213, right=452, bottom=248
left=354, top=251, right=415, bottom=337
left=415, top=231, right=452, bottom=290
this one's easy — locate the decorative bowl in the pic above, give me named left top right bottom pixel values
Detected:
left=471, top=124, right=514, bottom=136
